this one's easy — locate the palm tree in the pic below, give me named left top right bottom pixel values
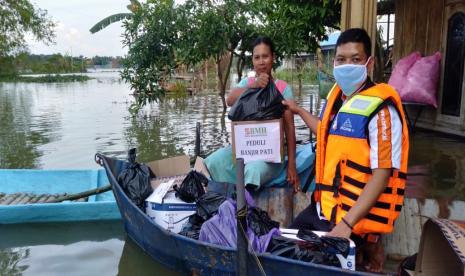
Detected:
left=89, top=0, right=140, bottom=34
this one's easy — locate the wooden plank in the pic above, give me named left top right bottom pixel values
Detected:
left=266, top=187, right=293, bottom=228
left=393, top=0, right=407, bottom=63
left=414, top=0, right=429, bottom=54
left=293, top=192, right=311, bottom=219
left=426, top=0, right=445, bottom=55
left=404, top=0, right=418, bottom=57
left=253, top=188, right=269, bottom=213
left=383, top=198, right=424, bottom=256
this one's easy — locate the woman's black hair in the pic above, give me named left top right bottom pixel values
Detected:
left=252, top=36, right=275, bottom=55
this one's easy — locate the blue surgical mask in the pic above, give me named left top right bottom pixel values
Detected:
left=333, top=58, right=370, bottom=96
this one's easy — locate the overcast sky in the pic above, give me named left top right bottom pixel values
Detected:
left=27, top=0, right=130, bottom=57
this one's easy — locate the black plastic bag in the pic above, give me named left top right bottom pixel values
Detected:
left=195, top=192, right=226, bottom=221
left=248, top=207, right=280, bottom=236
left=174, top=170, right=208, bottom=203
left=266, top=229, right=350, bottom=268
left=179, top=214, right=205, bottom=240
left=297, top=229, right=350, bottom=258
left=266, top=235, right=341, bottom=267
left=398, top=253, right=417, bottom=276
left=228, top=80, right=285, bottom=121
left=117, top=148, right=154, bottom=210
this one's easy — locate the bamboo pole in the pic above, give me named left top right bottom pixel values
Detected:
left=10, top=193, right=28, bottom=205
left=17, top=194, right=32, bottom=204
left=36, top=194, right=51, bottom=203
left=1, top=193, right=20, bottom=205
left=236, top=158, right=248, bottom=275
left=47, top=185, right=111, bottom=203
left=28, top=195, right=41, bottom=204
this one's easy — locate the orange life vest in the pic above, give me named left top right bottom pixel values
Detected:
left=314, top=83, right=409, bottom=235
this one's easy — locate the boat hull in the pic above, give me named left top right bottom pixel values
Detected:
left=99, top=154, right=370, bottom=275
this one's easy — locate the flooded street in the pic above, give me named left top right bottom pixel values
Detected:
left=1, top=71, right=465, bottom=274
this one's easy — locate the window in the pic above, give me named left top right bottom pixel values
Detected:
left=442, top=12, right=465, bottom=117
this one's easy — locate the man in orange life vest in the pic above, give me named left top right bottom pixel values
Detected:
left=283, top=28, right=409, bottom=272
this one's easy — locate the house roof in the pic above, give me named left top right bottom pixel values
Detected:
left=320, top=31, right=340, bottom=50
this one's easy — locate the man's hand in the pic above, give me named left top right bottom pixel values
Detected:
left=326, top=221, right=352, bottom=239
left=287, top=162, right=300, bottom=193
left=249, top=73, right=269, bottom=89
left=282, top=99, right=302, bottom=114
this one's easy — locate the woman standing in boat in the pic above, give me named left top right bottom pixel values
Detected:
left=204, top=36, right=299, bottom=191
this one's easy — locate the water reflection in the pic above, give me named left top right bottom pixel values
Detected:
left=0, top=248, right=29, bottom=275
left=0, top=73, right=318, bottom=169
left=0, top=221, right=180, bottom=276
left=0, top=84, right=57, bottom=168
left=118, top=238, right=180, bottom=276
left=407, top=130, right=465, bottom=201
left=123, top=113, right=185, bottom=162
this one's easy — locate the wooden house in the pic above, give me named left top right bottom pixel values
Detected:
left=342, top=0, right=465, bottom=137
left=339, top=0, right=465, bottom=258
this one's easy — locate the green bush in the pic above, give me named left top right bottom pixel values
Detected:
left=274, top=62, right=318, bottom=85
left=0, top=74, right=92, bottom=83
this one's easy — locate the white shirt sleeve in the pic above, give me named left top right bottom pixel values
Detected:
left=368, top=105, right=402, bottom=170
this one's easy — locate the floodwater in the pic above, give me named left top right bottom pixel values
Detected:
left=1, top=71, right=465, bottom=275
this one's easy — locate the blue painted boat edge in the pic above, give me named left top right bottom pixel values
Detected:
left=0, top=201, right=120, bottom=224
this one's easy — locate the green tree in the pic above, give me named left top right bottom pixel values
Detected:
left=120, top=0, right=179, bottom=110
left=89, top=0, right=140, bottom=33
left=0, top=0, right=55, bottom=56
left=167, top=0, right=261, bottom=110
left=256, top=0, right=341, bottom=95
left=119, top=0, right=341, bottom=110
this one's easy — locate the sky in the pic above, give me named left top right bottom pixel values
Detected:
left=27, top=0, right=130, bottom=57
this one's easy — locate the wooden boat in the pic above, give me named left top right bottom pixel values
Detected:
left=97, top=153, right=371, bottom=275
left=0, top=168, right=120, bottom=224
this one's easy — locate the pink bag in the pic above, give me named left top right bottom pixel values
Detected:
left=388, top=51, right=421, bottom=91
left=400, top=52, right=441, bottom=107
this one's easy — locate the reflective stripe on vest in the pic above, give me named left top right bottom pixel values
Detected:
left=315, top=83, right=410, bottom=235
left=246, top=77, right=287, bottom=94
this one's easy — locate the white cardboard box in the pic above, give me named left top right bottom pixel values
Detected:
left=279, top=228, right=356, bottom=271
left=145, top=180, right=196, bottom=233
left=231, top=119, right=284, bottom=164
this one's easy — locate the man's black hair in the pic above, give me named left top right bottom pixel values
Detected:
left=252, top=36, right=275, bottom=55
left=336, top=28, right=371, bottom=57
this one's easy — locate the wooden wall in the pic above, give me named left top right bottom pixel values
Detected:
left=393, top=0, right=445, bottom=64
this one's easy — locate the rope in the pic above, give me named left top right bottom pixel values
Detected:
left=238, top=222, right=267, bottom=276
left=236, top=205, right=267, bottom=276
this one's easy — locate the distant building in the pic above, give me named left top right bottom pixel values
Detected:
left=319, top=31, right=340, bottom=70
left=279, top=32, right=340, bottom=70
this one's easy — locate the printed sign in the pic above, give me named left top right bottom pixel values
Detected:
left=232, top=119, right=283, bottom=164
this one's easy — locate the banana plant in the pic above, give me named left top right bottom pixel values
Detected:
left=89, top=0, right=140, bottom=34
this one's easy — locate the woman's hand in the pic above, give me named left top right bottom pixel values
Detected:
left=249, top=73, right=269, bottom=89
left=287, top=162, right=300, bottom=193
